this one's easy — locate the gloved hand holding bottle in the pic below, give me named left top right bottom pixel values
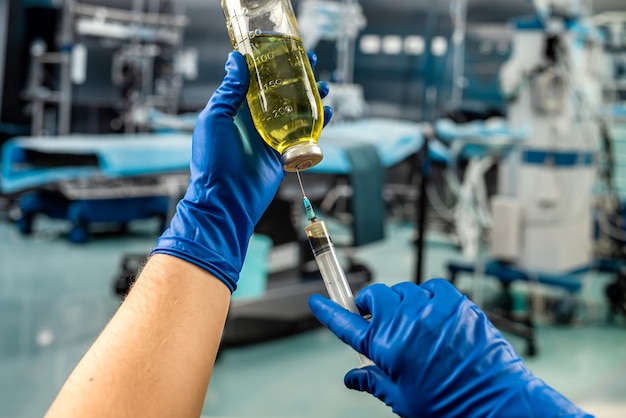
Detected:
left=309, top=279, right=593, bottom=418
left=152, top=50, right=331, bottom=292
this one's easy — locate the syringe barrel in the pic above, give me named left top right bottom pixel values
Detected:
left=304, top=221, right=374, bottom=367
left=305, top=221, right=358, bottom=313
left=305, top=220, right=374, bottom=367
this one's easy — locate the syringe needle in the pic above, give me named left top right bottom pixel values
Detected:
left=296, top=169, right=316, bottom=221
left=296, top=169, right=306, bottom=198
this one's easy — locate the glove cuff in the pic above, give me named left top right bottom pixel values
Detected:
left=514, top=377, right=593, bottom=418
left=151, top=238, right=238, bottom=293
left=151, top=199, right=253, bottom=293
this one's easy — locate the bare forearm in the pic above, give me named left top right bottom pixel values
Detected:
left=46, top=254, right=230, bottom=418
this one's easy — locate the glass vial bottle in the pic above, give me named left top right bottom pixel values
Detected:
left=221, top=0, right=324, bottom=172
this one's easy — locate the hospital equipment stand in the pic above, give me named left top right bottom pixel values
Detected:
left=414, top=126, right=433, bottom=284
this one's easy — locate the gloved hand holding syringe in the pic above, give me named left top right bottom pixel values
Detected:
left=296, top=170, right=374, bottom=367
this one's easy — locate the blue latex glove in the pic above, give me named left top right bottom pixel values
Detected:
left=309, top=280, right=592, bottom=418
left=152, top=51, right=332, bottom=292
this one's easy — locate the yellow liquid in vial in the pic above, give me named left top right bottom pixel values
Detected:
left=244, top=34, right=323, bottom=154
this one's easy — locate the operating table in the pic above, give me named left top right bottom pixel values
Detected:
left=1, top=118, right=424, bottom=243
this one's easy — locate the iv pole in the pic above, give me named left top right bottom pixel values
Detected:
left=335, top=0, right=357, bottom=84
left=449, top=0, right=468, bottom=108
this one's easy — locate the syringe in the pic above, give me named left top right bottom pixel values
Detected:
left=296, top=171, right=374, bottom=367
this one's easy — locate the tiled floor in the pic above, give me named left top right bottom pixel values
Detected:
left=1, top=213, right=626, bottom=417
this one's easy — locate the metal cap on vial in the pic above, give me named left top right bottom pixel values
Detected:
left=281, top=143, right=323, bottom=172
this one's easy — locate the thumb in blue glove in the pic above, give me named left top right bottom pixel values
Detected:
left=309, top=279, right=592, bottom=418
left=152, top=51, right=332, bottom=292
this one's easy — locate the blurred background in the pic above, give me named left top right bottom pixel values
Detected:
left=1, top=0, right=626, bottom=417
